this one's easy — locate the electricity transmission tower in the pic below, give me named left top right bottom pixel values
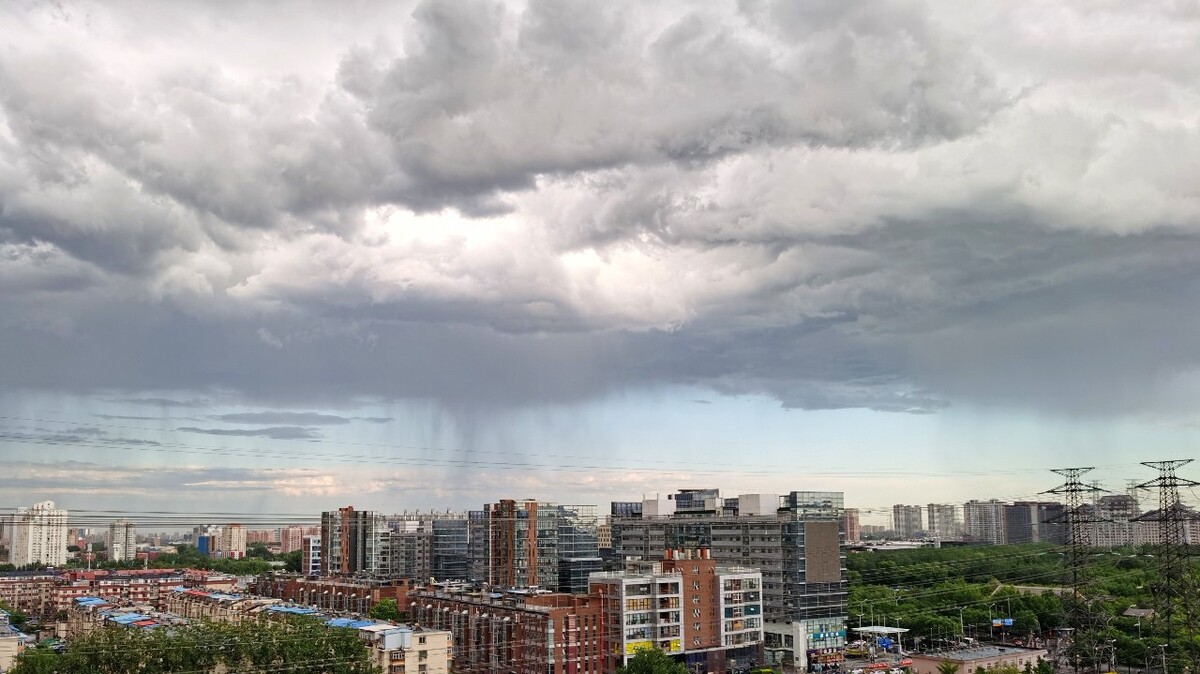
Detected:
left=1044, top=467, right=1107, bottom=674
left=1135, top=460, right=1200, bottom=674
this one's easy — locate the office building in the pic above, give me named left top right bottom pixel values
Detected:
left=962, top=500, right=1006, bottom=544
left=891, top=505, right=923, bottom=538
left=11, top=501, right=68, bottom=567
left=108, top=519, right=137, bottom=562
left=321, top=507, right=389, bottom=577
left=430, top=516, right=470, bottom=580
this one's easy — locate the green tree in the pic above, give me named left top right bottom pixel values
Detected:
left=616, top=648, right=689, bottom=674
left=937, top=660, right=961, bottom=674
left=368, top=598, right=406, bottom=623
left=246, top=542, right=273, bottom=559
left=282, top=549, right=302, bottom=572
left=9, top=615, right=382, bottom=674
left=0, top=599, right=28, bottom=630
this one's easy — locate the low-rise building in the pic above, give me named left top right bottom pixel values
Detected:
left=165, top=588, right=282, bottom=623
left=908, top=646, right=1049, bottom=674
left=252, top=573, right=412, bottom=614
left=409, top=586, right=605, bottom=674
left=0, top=569, right=237, bottom=619
left=65, top=597, right=188, bottom=639
left=351, top=621, right=453, bottom=674
left=1, top=609, right=30, bottom=672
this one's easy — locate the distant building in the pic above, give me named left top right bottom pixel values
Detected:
left=109, top=519, right=137, bottom=562
left=843, top=509, right=861, bottom=543
left=280, top=525, right=305, bottom=554
left=1036, top=503, right=1067, bottom=544
left=963, top=500, right=1006, bottom=544
left=926, top=504, right=960, bottom=541
left=1003, top=504, right=1035, bottom=545
left=219, top=524, right=246, bottom=560
left=891, top=505, right=923, bottom=538
left=1092, top=494, right=1139, bottom=547
left=11, top=501, right=68, bottom=567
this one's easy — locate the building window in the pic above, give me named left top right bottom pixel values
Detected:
left=692, top=581, right=700, bottom=590
left=692, top=609, right=701, bottom=618
left=419, top=636, right=426, bottom=644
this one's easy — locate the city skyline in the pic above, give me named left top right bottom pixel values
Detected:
left=4, top=1, right=1200, bottom=515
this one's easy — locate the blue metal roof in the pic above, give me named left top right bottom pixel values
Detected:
left=266, top=605, right=316, bottom=615
left=110, top=614, right=149, bottom=625
left=325, top=618, right=374, bottom=629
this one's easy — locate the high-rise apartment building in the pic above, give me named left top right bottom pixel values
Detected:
left=962, top=500, right=1006, bottom=544
left=1092, top=494, right=1140, bottom=548
left=843, top=509, right=860, bottom=543
left=891, top=505, right=923, bottom=538
left=108, top=519, right=136, bottom=562
left=1036, top=502, right=1067, bottom=544
left=301, top=535, right=321, bottom=575
left=11, top=501, right=68, bottom=567
left=613, top=490, right=847, bottom=672
left=472, top=500, right=600, bottom=592
left=218, top=524, right=246, bottom=560
left=320, top=507, right=389, bottom=577
left=926, top=504, right=961, bottom=541
left=591, top=549, right=764, bottom=674
left=1002, top=504, right=1035, bottom=544
left=280, top=525, right=305, bottom=554
left=389, top=520, right=433, bottom=581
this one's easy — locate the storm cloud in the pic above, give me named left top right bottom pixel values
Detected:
left=2, top=0, right=1200, bottom=421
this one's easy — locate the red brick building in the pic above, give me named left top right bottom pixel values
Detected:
left=410, top=587, right=605, bottom=674
left=252, top=572, right=413, bottom=614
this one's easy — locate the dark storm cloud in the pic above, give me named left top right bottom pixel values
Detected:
left=1, top=0, right=1200, bottom=419
left=177, top=426, right=324, bottom=440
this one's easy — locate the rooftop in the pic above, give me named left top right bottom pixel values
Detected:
left=914, top=645, right=1047, bottom=662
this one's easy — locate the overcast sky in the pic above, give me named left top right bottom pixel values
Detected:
left=3, top=0, right=1200, bottom=525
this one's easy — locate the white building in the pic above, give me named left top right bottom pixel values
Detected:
left=109, top=519, right=137, bottom=562
left=218, top=524, right=246, bottom=560
left=355, top=623, right=452, bottom=674
left=962, top=500, right=1005, bottom=544
left=11, top=501, right=68, bottom=567
left=302, top=535, right=322, bottom=575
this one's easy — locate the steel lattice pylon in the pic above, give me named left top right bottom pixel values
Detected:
left=1135, top=460, right=1200, bottom=674
left=1044, top=467, right=1108, bottom=674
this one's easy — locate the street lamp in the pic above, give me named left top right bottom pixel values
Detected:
left=958, top=607, right=966, bottom=637
left=989, top=604, right=997, bottom=641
